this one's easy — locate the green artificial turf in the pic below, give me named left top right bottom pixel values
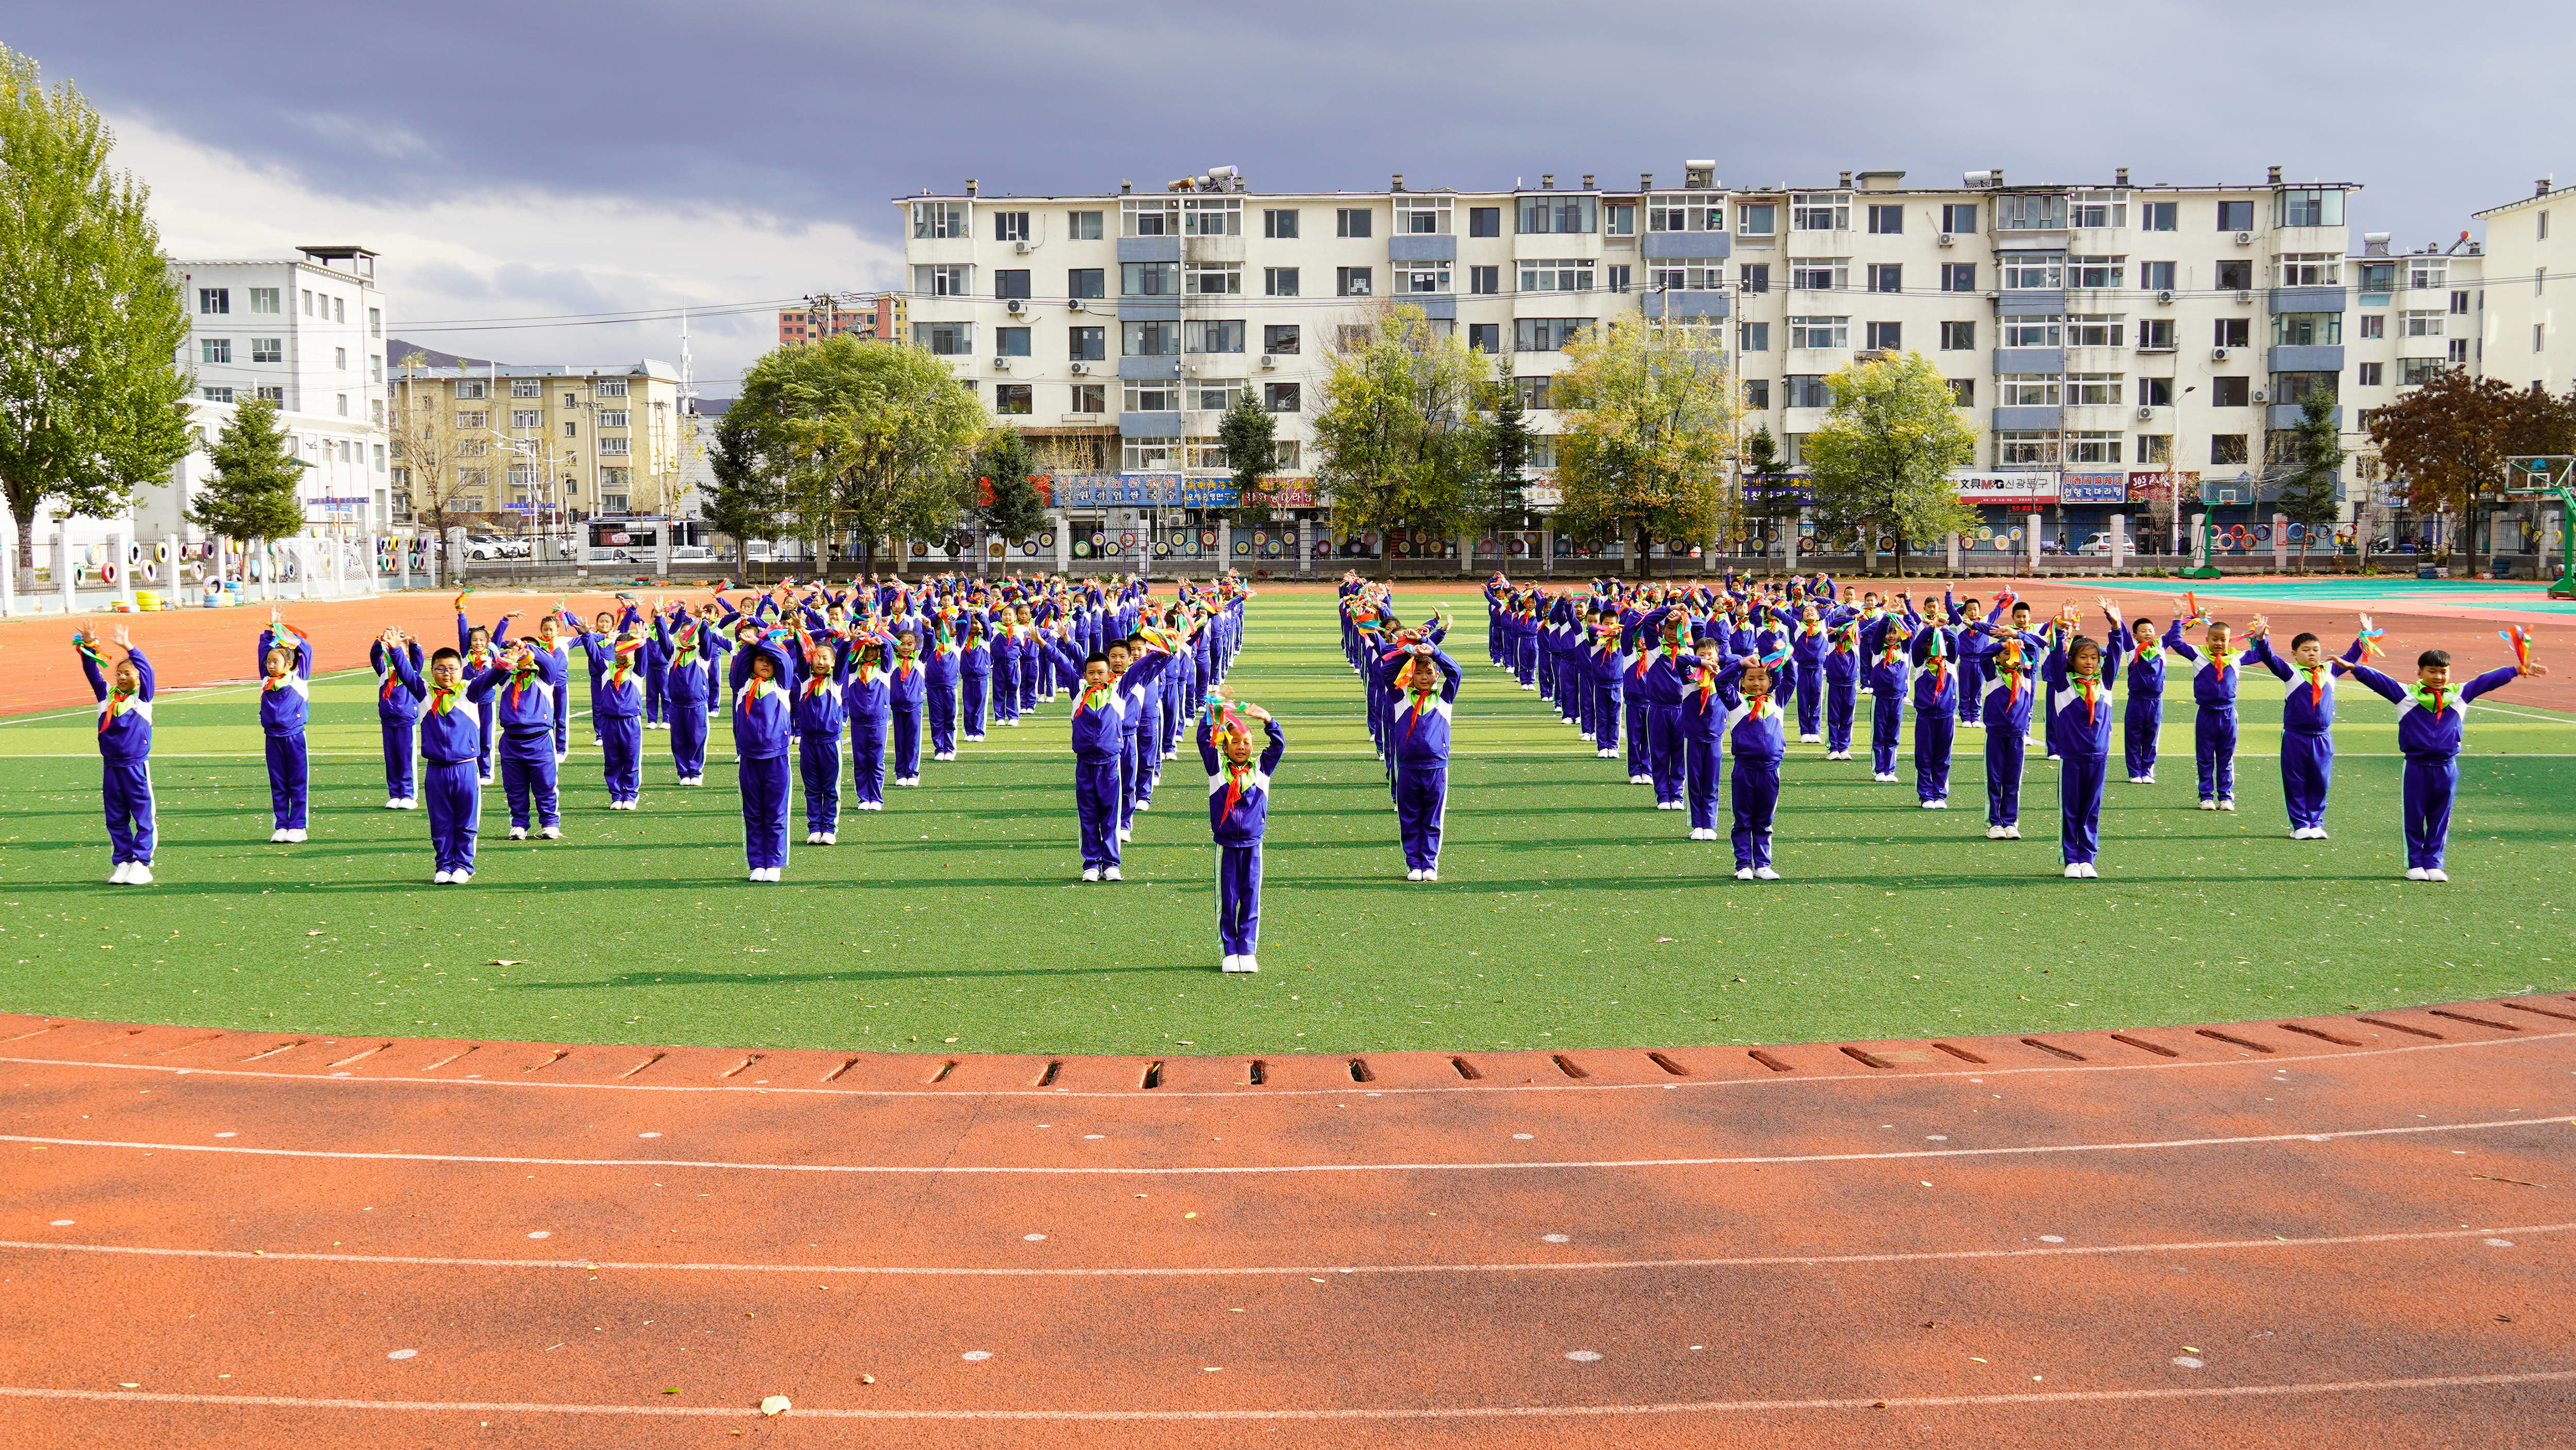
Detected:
left=2, top=592, right=2571, bottom=1057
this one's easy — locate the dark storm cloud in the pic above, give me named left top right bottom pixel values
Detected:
left=24, top=1, right=2572, bottom=260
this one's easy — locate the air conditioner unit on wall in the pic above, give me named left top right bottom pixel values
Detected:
left=1068, top=298, right=1087, bottom=312
left=2233, top=231, right=2253, bottom=245
left=2138, top=405, right=2155, bottom=419
left=1006, top=298, right=1026, bottom=314
left=991, top=357, right=1011, bottom=371
left=2212, top=347, right=2230, bottom=361
left=2234, top=290, right=2253, bottom=304
left=2252, top=387, right=2268, bottom=402
left=1259, top=354, right=1277, bottom=369
left=1937, top=233, right=1955, bottom=247
left=1014, top=240, right=1030, bottom=254
left=1069, top=361, right=1088, bottom=375
left=2156, top=289, right=2175, bottom=305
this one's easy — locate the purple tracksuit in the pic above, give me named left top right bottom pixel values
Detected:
left=890, top=652, right=927, bottom=781
left=846, top=649, right=892, bottom=808
left=2107, top=623, right=2168, bottom=782
left=395, top=653, right=484, bottom=875
left=1909, top=628, right=1960, bottom=802
left=471, top=650, right=566, bottom=831
left=1042, top=637, right=1173, bottom=869
left=1860, top=612, right=1911, bottom=775
left=2247, top=637, right=2358, bottom=833
left=658, top=617, right=716, bottom=779
left=2341, top=662, right=2523, bottom=870
left=369, top=639, right=423, bottom=802
left=2042, top=648, right=2120, bottom=865
left=1375, top=646, right=1461, bottom=872
left=578, top=633, right=647, bottom=804
left=1640, top=650, right=1724, bottom=835
left=793, top=643, right=850, bottom=833
left=257, top=627, right=314, bottom=831
left=730, top=642, right=796, bottom=872
left=1201, top=714, right=1286, bottom=957
left=83, top=645, right=156, bottom=867
left=2164, top=625, right=2244, bottom=803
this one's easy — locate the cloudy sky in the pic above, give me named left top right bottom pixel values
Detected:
left=21, top=1, right=2569, bottom=390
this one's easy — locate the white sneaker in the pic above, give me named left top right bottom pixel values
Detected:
left=2085, top=863, right=2103, bottom=878
left=451, top=870, right=471, bottom=885
left=2426, top=868, right=2450, bottom=882
left=1104, top=866, right=1123, bottom=881
left=1597, top=748, right=1616, bottom=758
left=109, top=862, right=132, bottom=884
left=2004, top=825, right=2023, bottom=839
left=1735, top=867, right=1755, bottom=880
left=2199, top=799, right=2217, bottom=811
left=1117, top=828, right=1131, bottom=842
left=1920, top=798, right=1941, bottom=809
left=2217, top=798, right=2236, bottom=812
left=1754, top=866, right=1781, bottom=880
left=1422, top=870, right=1438, bottom=882
left=820, top=832, right=836, bottom=845
left=401, top=798, right=419, bottom=808
left=509, top=827, right=529, bottom=840
left=2045, top=754, right=2060, bottom=762
left=285, top=829, right=307, bottom=842
left=899, top=777, right=920, bottom=787
left=2404, top=866, right=2428, bottom=880
left=2065, top=863, right=2086, bottom=878
left=1987, top=825, right=2007, bottom=839
left=384, top=798, right=403, bottom=810
left=2312, top=829, right=2328, bottom=839
left=268, top=828, right=287, bottom=842
left=1800, top=733, right=1821, bottom=744
left=1081, top=868, right=1101, bottom=882
left=1408, top=868, right=1425, bottom=881
left=1221, top=954, right=1239, bottom=972
left=2140, top=772, right=2156, bottom=784
left=126, top=864, right=152, bottom=885
left=540, top=825, right=562, bottom=839
left=865, top=801, right=885, bottom=811
left=1239, top=956, right=1260, bottom=973
left=433, top=869, right=453, bottom=885
left=1876, top=772, right=1898, bottom=783
left=480, top=774, right=496, bottom=785
left=747, top=868, right=766, bottom=882
left=1135, top=799, right=1150, bottom=811
left=805, top=831, right=821, bottom=846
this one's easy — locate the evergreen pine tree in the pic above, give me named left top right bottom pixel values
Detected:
left=184, top=396, right=306, bottom=543
left=2275, top=388, right=2344, bottom=574
left=974, top=426, right=1047, bottom=543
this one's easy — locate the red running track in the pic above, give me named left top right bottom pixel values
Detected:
left=3, top=1001, right=2573, bottom=1447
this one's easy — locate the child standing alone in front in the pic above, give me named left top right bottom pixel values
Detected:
left=2338, top=633, right=2547, bottom=880
left=1199, top=697, right=1284, bottom=973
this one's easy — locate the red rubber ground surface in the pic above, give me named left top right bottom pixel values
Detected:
left=3, top=1000, right=2571, bottom=1446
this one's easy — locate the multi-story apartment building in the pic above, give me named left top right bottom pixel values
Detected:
left=154, top=245, right=392, bottom=539
left=2471, top=178, right=2566, bottom=392
left=899, top=163, right=2545, bottom=566
left=778, top=292, right=904, bottom=347
left=384, top=353, right=685, bottom=530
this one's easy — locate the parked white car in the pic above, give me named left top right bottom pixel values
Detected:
left=668, top=545, right=713, bottom=563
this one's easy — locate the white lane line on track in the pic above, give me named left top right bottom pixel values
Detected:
left=0, top=1114, right=2553, bottom=1176
left=3, top=1221, right=2563, bottom=1280
left=5, top=1370, right=2574, bottom=1421
left=4, top=1022, right=2567, bottom=1099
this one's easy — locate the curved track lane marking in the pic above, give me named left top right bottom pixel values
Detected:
left=6, top=1369, right=2575, bottom=1421
left=1, top=1114, right=2557, bottom=1175
left=5, top=1221, right=2566, bottom=1279
left=4, top=1022, right=2567, bottom=1100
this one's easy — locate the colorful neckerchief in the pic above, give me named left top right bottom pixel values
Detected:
left=2410, top=682, right=2454, bottom=717
left=427, top=681, right=466, bottom=716
left=1404, top=673, right=1440, bottom=739
left=2065, top=673, right=2105, bottom=723
left=2295, top=661, right=2331, bottom=706
left=1830, top=622, right=1858, bottom=654
left=1218, top=750, right=1257, bottom=823
left=2133, top=637, right=2162, bottom=662
left=1076, top=682, right=1112, bottom=715
left=262, top=669, right=296, bottom=693
left=740, top=675, right=781, bottom=713
left=96, top=649, right=138, bottom=732
left=607, top=637, right=642, bottom=690
left=506, top=660, right=541, bottom=709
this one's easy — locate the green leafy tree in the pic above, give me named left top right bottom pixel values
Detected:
left=0, top=46, right=194, bottom=587
left=184, top=396, right=305, bottom=544
left=1550, top=319, right=1736, bottom=577
left=973, top=426, right=1047, bottom=544
left=723, top=336, right=985, bottom=572
left=1215, top=392, right=1277, bottom=527
left=1802, top=350, right=1979, bottom=579
left=2274, top=388, right=2344, bottom=574
left=1461, top=361, right=1532, bottom=536
left=701, top=409, right=782, bottom=572
left=1312, top=304, right=1488, bottom=543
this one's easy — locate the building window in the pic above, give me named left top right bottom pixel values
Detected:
left=2397, top=309, right=2442, bottom=339
left=339, top=395, right=351, bottom=416
left=1604, top=264, right=1633, bottom=293
left=1939, top=262, right=1976, bottom=292
left=369, top=355, right=382, bottom=383
left=1865, top=321, right=1902, bottom=350
left=1519, top=258, right=1594, bottom=293
left=599, top=409, right=630, bottom=428
left=299, top=289, right=313, bottom=315
left=2138, top=433, right=2171, bottom=464
left=598, top=436, right=632, bottom=456
left=2071, top=191, right=2126, bottom=229
left=1648, top=264, right=1725, bottom=291
left=257, top=385, right=283, bottom=403
left=2000, top=314, right=2061, bottom=348
left=2274, top=188, right=2344, bottom=228
left=1122, top=321, right=1178, bottom=357
left=2216, top=199, right=2255, bottom=232
left=1602, top=202, right=1636, bottom=237
left=2211, top=376, right=2250, bottom=407
left=2138, top=319, right=2176, bottom=349
left=1995, top=430, right=2058, bottom=465
left=993, top=210, right=1030, bottom=242
left=2140, top=200, right=2178, bottom=232
left=2450, top=338, right=2471, bottom=364
left=1516, top=195, right=1597, bottom=234
left=992, top=269, right=1032, bottom=300
left=1948, top=379, right=1974, bottom=407
left=1791, top=257, right=1847, bottom=291
left=201, top=384, right=234, bottom=403
left=1939, top=202, right=1978, bottom=233
left=914, top=322, right=973, bottom=356
left=1513, top=318, right=1588, bottom=351
left=1250, top=324, right=1297, bottom=357
left=1122, top=436, right=1178, bottom=470
left=911, top=201, right=968, bottom=239
left=1789, top=315, right=1849, bottom=350
left=1791, top=192, right=1850, bottom=231
left=1121, top=261, right=1179, bottom=296
left=2001, top=254, right=2062, bottom=290
left=1999, top=374, right=2060, bottom=407
left=1069, top=327, right=1106, bottom=361
left=1996, top=193, right=2067, bottom=230
left=200, top=338, right=230, bottom=363
left=2068, top=373, right=2122, bottom=405
left=198, top=287, right=229, bottom=314
left=1264, top=381, right=1301, bottom=413
left=250, top=337, right=283, bottom=363
left=1737, top=321, right=1770, bottom=352
left=1184, top=196, right=1242, bottom=235
left=914, top=263, right=972, bottom=297
left=1728, top=263, right=1765, bottom=293
left=1784, top=375, right=1829, bottom=409
left=512, top=410, right=543, bottom=429
left=2214, top=318, right=2251, bottom=348
left=2070, top=255, right=2124, bottom=289
left=1184, top=319, right=1246, bottom=353
left=992, top=383, right=1032, bottom=415
left=2400, top=357, right=2448, bottom=385
left=1867, top=203, right=1903, bottom=234
left=1336, top=266, right=1372, bottom=297
left=1068, top=210, right=1104, bottom=240
left=1939, top=320, right=1975, bottom=350
left=2140, top=261, right=2177, bottom=291
left=457, top=411, right=487, bottom=429
left=1070, top=382, right=1106, bottom=413
left=2066, top=314, right=2123, bottom=347
left=2358, top=361, right=2384, bottom=386
left=2211, top=434, right=2248, bottom=465
left=2450, top=289, right=2471, bottom=315
left=1515, top=376, right=1553, bottom=411
left=248, top=287, right=280, bottom=313
left=1123, top=198, right=1179, bottom=236
left=995, top=327, right=1031, bottom=357
left=2277, top=252, right=2340, bottom=286
left=1465, top=322, right=1499, bottom=354
left=1335, top=207, right=1373, bottom=239
left=1396, top=262, right=1451, bottom=294
left=2139, top=377, right=2173, bottom=407
left=1273, top=440, right=1302, bottom=469
left=2066, top=431, right=2122, bottom=464
left=2273, top=313, right=2342, bottom=346
left=502, top=378, right=536, bottom=398
left=2537, top=324, right=2549, bottom=353
left=1395, top=197, right=1452, bottom=234
left=1260, top=266, right=1300, bottom=298
left=1123, top=379, right=1183, bottom=412
left=1866, top=263, right=1902, bottom=293
left=1742, top=378, right=1771, bottom=409
left=562, top=420, right=576, bottom=437
left=333, top=346, right=347, bottom=370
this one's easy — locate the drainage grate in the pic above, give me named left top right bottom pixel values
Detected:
left=2425, top=1009, right=2520, bottom=1032
left=1551, top=1055, right=1591, bottom=1081
left=2108, top=1034, right=2179, bottom=1058
left=1646, top=1052, right=1690, bottom=1076
left=1449, top=1056, right=1482, bottom=1081
left=1747, top=1050, right=1794, bottom=1073
left=1930, top=1042, right=1988, bottom=1064
left=1839, top=1046, right=1894, bottom=1069
left=1035, top=1060, right=1061, bottom=1088
left=2496, top=1001, right=2576, bottom=1023
left=1246, top=1060, right=1266, bottom=1086
left=2276, top=1023, right=2363, bottom=1047
left=2354, top=1017, right=2444, bottom=1040
left=2194, top=1029, right=2275, bottom=1054
left=1140, top=1060, right=1163, bottom=1090
left=2019, top=1037, right=2086, bottom=1061
left=1347, top=1058, right=1375, bottom=1084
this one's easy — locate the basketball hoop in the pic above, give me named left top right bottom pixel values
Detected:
left=2503, top=455, right=2576, bottom=597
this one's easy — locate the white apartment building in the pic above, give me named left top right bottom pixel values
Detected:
left=157, top=246, right=393, bottom=538
left=2472, top=177, right=2567, bottom=392
left=385, top=356, right=686, bottom=530
left=900, top=164, right=2524, bottom=566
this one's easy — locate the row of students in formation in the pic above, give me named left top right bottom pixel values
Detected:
left=1450, top=574, right=2547, bottom=882
left=71, top=575, right=1249, bottom=889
